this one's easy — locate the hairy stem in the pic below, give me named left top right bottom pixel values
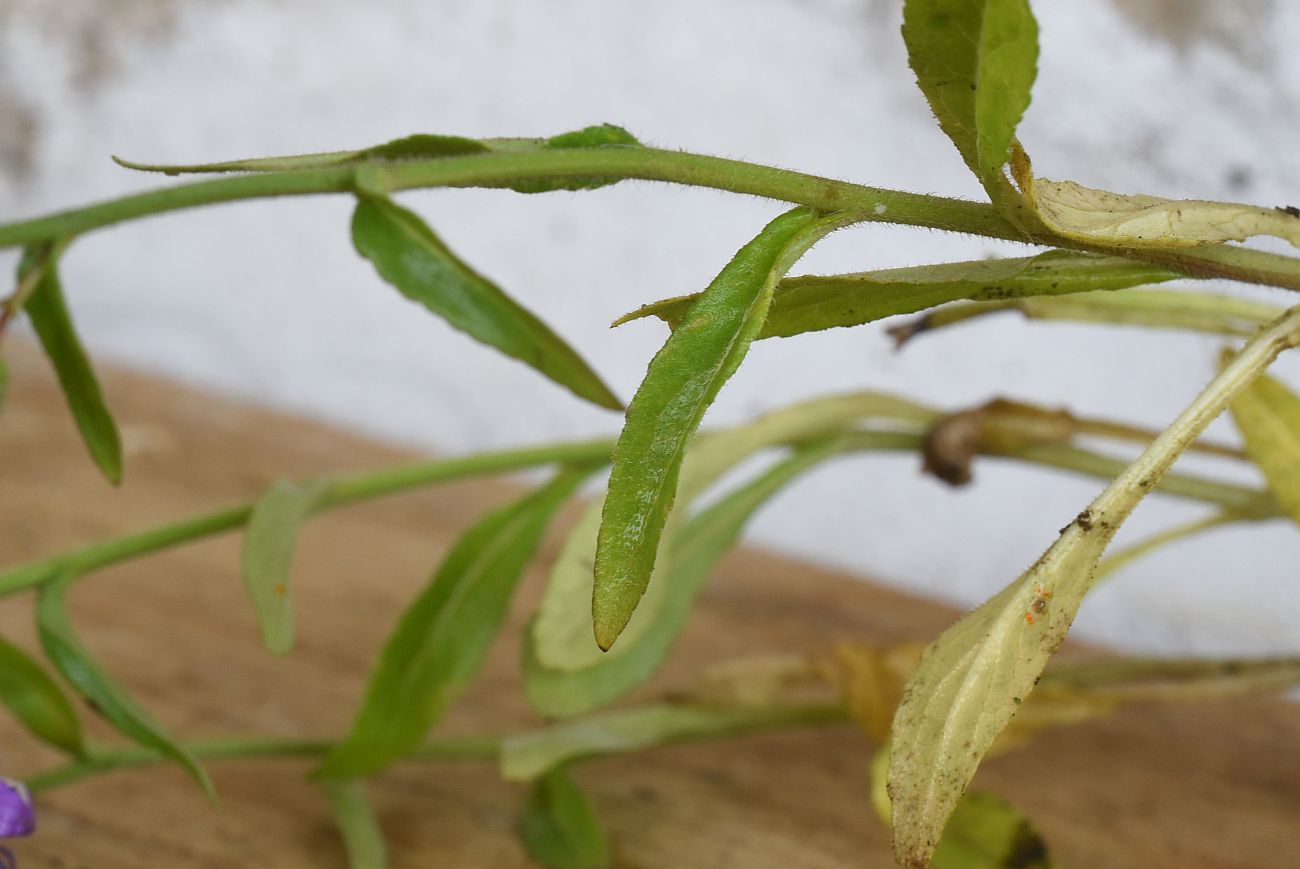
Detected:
left=1, top=147, right=1298, bottom=291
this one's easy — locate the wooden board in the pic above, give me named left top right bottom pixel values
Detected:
left=1, top=342, right=1297, bottom=868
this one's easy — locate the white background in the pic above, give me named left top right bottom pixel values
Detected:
left=2, top=0, right=1298, bottom=656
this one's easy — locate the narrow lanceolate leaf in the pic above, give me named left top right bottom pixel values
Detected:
left=891, top=288, right=1282, bottom=346
left=519, top=770, right=611, bottom=869
left=0, top=633, right=85, bottom=757
left=1227, top=369, right=1300, bottom=527
left=888, top=304, right=1300, bottom=869
left=321, top=779, right=389, bottom=869
left=114, top=134, right=489, bottom=174
left=500, top=701, right=845, bottom=781
left=318, top=468, right=592, bottom=778
left=352, top=195, right=621, bottom=410
left=37, top=573, right=214, bottom=798
left=526, top=438, right=853, bottom=717
left=615, top=251, right=1177, bottom=339
left=1014, top=153, right=1300, bottom=249
left=20, top=248, right=123, bottom=484
left=902, top=0, right=1039, bottom=209
left=594, top=206, right=856, bottom=650
left=530, top=393, right=935, bottom=693
left=114, top=124, right=640, bottom=194
left=242, top=478, right=328, bottom=655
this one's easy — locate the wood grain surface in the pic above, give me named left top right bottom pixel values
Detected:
left=1, top=342, right=1297, bottom=868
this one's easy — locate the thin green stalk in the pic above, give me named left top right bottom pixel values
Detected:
left=0, top=429, right=1274, bottom=598
left=993, top=441, right=1276, bottom=517
left=26, top=701, right=845, bottom=795
left=832, top=431, right=1275, bottom=516
left=1, top=147, right=1298, bottom=291
left=25, top=733, right=500, bottom=794
left=0, top=438, right=613, bottom=596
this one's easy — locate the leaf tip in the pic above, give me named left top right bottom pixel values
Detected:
left=590, top=606, right=627, bottom=653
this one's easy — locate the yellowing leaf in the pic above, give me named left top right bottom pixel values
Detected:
left=1023, top=175, right=1300, bottom=250
left=1227, top=368, right=1300, bottom=526
left=888, top=304, right=1300, bottom=868
left=893, top=287, right=1282, bottom=346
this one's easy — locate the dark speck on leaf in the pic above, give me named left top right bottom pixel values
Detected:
left=1275, top=205, right=1300, bottom=219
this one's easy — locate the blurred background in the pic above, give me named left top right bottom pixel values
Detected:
left=1, top=0, right=1297, bottom=657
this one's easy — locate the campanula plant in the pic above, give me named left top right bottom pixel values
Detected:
left=2, top=2, right=1300, bottom=866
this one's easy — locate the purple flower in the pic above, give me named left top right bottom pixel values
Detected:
left=0, top=779, right=33, bottom=838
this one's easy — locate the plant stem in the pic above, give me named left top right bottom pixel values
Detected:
left=1, top=147, right=1298, bottom=290
left=26, top=702, right=847, bottom=795
left=0, top=429, right=1274, bottom=598
left=24, top=733, right=500, bottom=794
left=0, top=438, right=613, bottom=596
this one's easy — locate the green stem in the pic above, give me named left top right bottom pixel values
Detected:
left=993, top=441, right=1276, bottom=517
left=1, top=429, right=1274, bottom=598
left=0, top=438, right=613, bottom=596
left=27, top=702, right=846, bottom=795
left=831, top=431, right=1274, bottom=516
left=25, top=733, right=500, bottom=794
left=2, top=147, right=1299, bottom=291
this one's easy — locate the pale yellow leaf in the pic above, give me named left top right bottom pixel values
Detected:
left=888, top=304, right=1300, bottom=869
left=1026, top=177, right=1300, bottom=249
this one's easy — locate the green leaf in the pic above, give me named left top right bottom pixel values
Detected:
left=519, top=769, right=611, bottom=869
left=615, top=252, right=1177, bottom=339
left=931, top=792, right=1054, bottom=869
left=20, top=247, right=123, bottom=484
left=593, top=206, right=856, bottom=650
left=318, top=467, right=593, bottom=778
left=113, top=123, right=640, bottom=192
left=504, top=124, right=642, bottom=194
left=501, top=701, right=844, bottom=781
left=242, top=478, right=328, bottom=655
left=321, top=779, right=389, bottom=869
left=1227, top=369, right=1300, bottom=527
left=0, top=633, right=85, bottom=757
left=888, top=305, right=1300, bottom=869
left=113, top=134, right=489, bottom=174
left=525, top=436, right=859, bottom=718
left=36, top=573, right=214, bottom=798
left=351, top=194, right=621, bottom=410
left=902, top=0, right=1039, bottom=206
